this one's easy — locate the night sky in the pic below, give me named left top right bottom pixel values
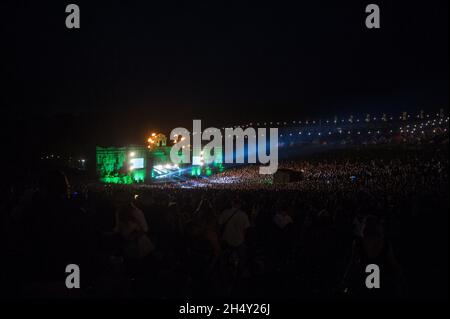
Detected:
left=1, top=0, right=448, bottom=155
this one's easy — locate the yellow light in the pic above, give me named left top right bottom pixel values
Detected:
left=152, top=133, right=157, bottom=137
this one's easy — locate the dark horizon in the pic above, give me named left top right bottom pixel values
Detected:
left=1, top=0, right=448, bottom=157
left=2, top=1, right=449, bottom=118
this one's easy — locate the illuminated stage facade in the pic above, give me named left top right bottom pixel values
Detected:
left=96, top=146, right=149, bottom=184
left=96, top=139, right=224, bottom=184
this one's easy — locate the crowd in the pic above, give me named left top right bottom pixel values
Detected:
left=1, top=142, right=448, bottom=300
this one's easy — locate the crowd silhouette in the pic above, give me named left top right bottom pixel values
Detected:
left=1, top=141, right=448, bottom=300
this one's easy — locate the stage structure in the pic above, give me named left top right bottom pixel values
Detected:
left=96, top=145, right=148, bottom=184
left=96, top=133, right=225, bottom=184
